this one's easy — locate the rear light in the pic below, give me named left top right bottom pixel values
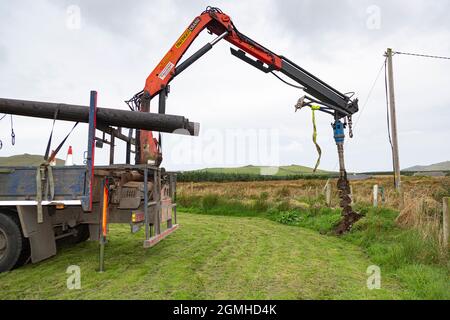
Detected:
left=131, top=211, right=145, bottom=223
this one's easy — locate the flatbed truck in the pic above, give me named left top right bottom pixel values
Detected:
left=0, top=91, right=195, bottom=272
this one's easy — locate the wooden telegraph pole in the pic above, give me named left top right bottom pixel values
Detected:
left=385, top=48, right=402, bottom=192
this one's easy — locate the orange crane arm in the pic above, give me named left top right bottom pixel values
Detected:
left=129, top=7, right=358, bottom=165
left=143, top=8, right=282, bottom=100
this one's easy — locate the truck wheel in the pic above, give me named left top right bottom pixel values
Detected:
left=0, top=213, right=29, bottom=272
left=57, top=224, right=90, bottom=246
left=72, top=224, right=90, bottom=244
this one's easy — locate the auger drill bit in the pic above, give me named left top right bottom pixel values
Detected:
left=332, top=120, right=363, bottom=235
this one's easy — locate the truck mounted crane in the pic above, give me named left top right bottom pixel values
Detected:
left=128, top=6, right=362, bottom=233
left=0, top=6, right=362, bottom=273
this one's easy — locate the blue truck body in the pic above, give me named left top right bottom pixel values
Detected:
left=0, top=166, right=86, bottom=202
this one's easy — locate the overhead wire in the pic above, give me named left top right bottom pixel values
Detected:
left=384, top=50, right=449, bottom=183
left=296, top=50, right=448, bottom=177
left=394, top=51, right=450, bottom=61
left=352, top=57, right=387, bottom=129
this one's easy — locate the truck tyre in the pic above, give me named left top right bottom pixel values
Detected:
left=57, top=224, right=90, bottom=246
left=0, top=212, right=30, bottom=272
left=72, top=224, right=90, bottom=244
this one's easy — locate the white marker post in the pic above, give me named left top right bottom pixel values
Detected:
left=373, top=185, right=379, bottom=208
left=350, top=185, right=354, bottom=204
left=326, top=183, right=332, bottom=207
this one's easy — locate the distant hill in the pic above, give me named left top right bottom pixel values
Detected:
left=404, top=161, right=450, bottom=172
left=192, top=164, right=330, bottom=176
left=0, top=154, right=64, bottom=166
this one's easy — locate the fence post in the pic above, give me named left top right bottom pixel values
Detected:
left=443, top=197, right=449, bottom=249
left=325, top=183, right=332, bottom=207
left=399, top=189, right=405, bottom=210
left=373, top=185, right=379, bottom=208
left=350, top=185, right=354, bottom=204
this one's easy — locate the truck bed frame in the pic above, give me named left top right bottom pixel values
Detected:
left=0, top=91, right=180, bottom=272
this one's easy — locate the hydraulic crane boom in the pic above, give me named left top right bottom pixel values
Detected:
left=129, top=6, right=362, bottom=234
left=128, top=6, right=359, bottom=165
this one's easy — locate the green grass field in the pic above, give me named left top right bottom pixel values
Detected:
left=177, top=191, right=450, bottom=300
left=1, top=176, right=448, bottom=300
left=0, top=213, right=406, bottom=300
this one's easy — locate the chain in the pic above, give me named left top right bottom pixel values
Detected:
left=10, top=115, right=15, bottom=145
left=347, top=115, right=353, bottom=138
left=0, top=114, right=6, bottom=149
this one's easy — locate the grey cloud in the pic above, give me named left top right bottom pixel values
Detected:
left=10, top=1, right=450, bottom=44
left=273, top=0, right=450, bottom=40
left=0, top=45, right=7, bottom=63
left=48, top=0, right=152, bottom=36
left=0, top=1, right=449, bottom=170
left=47, top=0, right=207, bottom=37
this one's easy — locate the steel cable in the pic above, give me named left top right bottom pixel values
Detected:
left=394, top=51, right=450, bottom=61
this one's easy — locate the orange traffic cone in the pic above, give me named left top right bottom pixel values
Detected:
left=65, top=146, right=74, bottom=166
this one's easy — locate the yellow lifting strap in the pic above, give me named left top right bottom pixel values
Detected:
left=310, top=105, right=322, bottom=173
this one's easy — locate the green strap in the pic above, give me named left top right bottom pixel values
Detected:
left=36, top=164, right=55, bottom=224
left=310, top=105, right=322, bottom=173
left=44, top=165, right=55, bottom=201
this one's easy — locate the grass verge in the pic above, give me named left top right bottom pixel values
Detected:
left=178, top=193, right=450, bottom=299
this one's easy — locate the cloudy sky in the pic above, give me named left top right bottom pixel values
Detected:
left=0, top=0, right=449, bottom=172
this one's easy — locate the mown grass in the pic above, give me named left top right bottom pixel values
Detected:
left=178, top=192, right=450, bottom=300
left=0, top=214, right=404, bottom=300
left=1, top=177, right=447, bottom=300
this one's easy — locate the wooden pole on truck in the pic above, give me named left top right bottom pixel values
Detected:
left=0, top=97, right=200, bottom=136
left=443, top=197, right=449, bottom=249
left=386, top=48, right=402, bottom=193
